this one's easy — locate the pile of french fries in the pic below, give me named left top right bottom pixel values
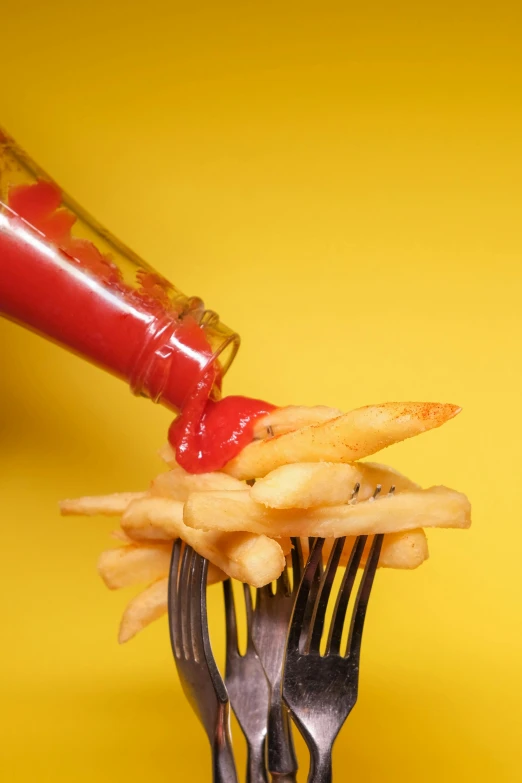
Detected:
left=60, top=401, right=471, bottom=643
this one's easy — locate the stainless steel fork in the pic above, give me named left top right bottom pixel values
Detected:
left=223, top=579, right=270, bottom=783
left=251, top=542, right=302, bottom=782
left=168, top=540, right=238, bottom=783
left=283, top=533, right=384, bottom=783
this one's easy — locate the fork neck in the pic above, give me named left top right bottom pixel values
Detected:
left=212, top=705, right=239, bottom=783
left=307, top=746, right=333, bottom=783
left=246, top=739, right=269, bottom=783
left=267, top=693, right=298, bottom=779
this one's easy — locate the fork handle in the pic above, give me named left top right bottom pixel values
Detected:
left=267, top=687, right=298, bottom=780
left=212, top=710, right=239, bottom=783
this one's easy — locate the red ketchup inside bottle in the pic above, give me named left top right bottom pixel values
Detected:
left=0, top=179, right=274, bottom=472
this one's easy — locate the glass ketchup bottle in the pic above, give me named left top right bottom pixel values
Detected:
left=0, top=129, right=276, bottom=473
left=0, top=128, right=240, bottom=417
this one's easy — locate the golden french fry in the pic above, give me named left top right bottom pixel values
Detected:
left=184, top=486, right=471, bottom=538
left=122, top=496, right=286, bottom=586
left=157, top=443, right=178, bottom=467
left=150, top=466, right=245, bottom=502
left=253, top=405, right=342, bottom=439
left=99, top=541, right=227, bottom=590
left=122, top=497, right=184, bottom=541
left=107, top=528, right=239, bottom=584
left=208, top=563, right=227, bottom=584
left=98, top=543, right=173, bottom=589
left=59, top=492, right=146, bottom=516
left=223, top=402, right=461, bottom=480
left=118, top=578, right=168, bottom=643
left=295, top=529, right=429, bottom=570
left=251, top=461, right=419, bottom=508
left=110, top=529, right=134, bottom=543
left=365, top=529, right=429, bottom=569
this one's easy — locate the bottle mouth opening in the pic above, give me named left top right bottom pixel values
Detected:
left=215, top=331, right=240, bottom=378
left=197, top=330, right=240, bottom=405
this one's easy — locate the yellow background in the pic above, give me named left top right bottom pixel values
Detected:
left=1, top=2, right=521, bottom=780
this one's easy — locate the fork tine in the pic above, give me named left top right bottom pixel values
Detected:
left=243, top=583, right=253, bottom=622
left=350, top=482, right=361, bottom=504
left=242, top=583, right=257, bottom=653
left=190, top=549, right=206, bottom=663
left=188, top=552, right=229, bottom=702
left=287, top=538, right=325, bottom=653
left=307, top=537, right=346, bottom=653
left=346, top=534, right=384, bottom=660
left=256, top=584, right=272, bottom=613
left=301, top=537, right=325, bottom=639
left=177, top=544, right=191, bottom=660
left=168, top=538, right=183, bottom=658
left=308, top=537, right=324, bottom=575
left=276, top=563, right=291, bottom=597
left=223, top=579, right=239, bottom=659
left=290, top=537, right=304, bottom=587
left=179, top=544, right=194, bottom=659
left=325, top=536, right=367, bottom=656
left=370, top=484, right=382, bottom=501
left=197, top=556, right=230, bottom=705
